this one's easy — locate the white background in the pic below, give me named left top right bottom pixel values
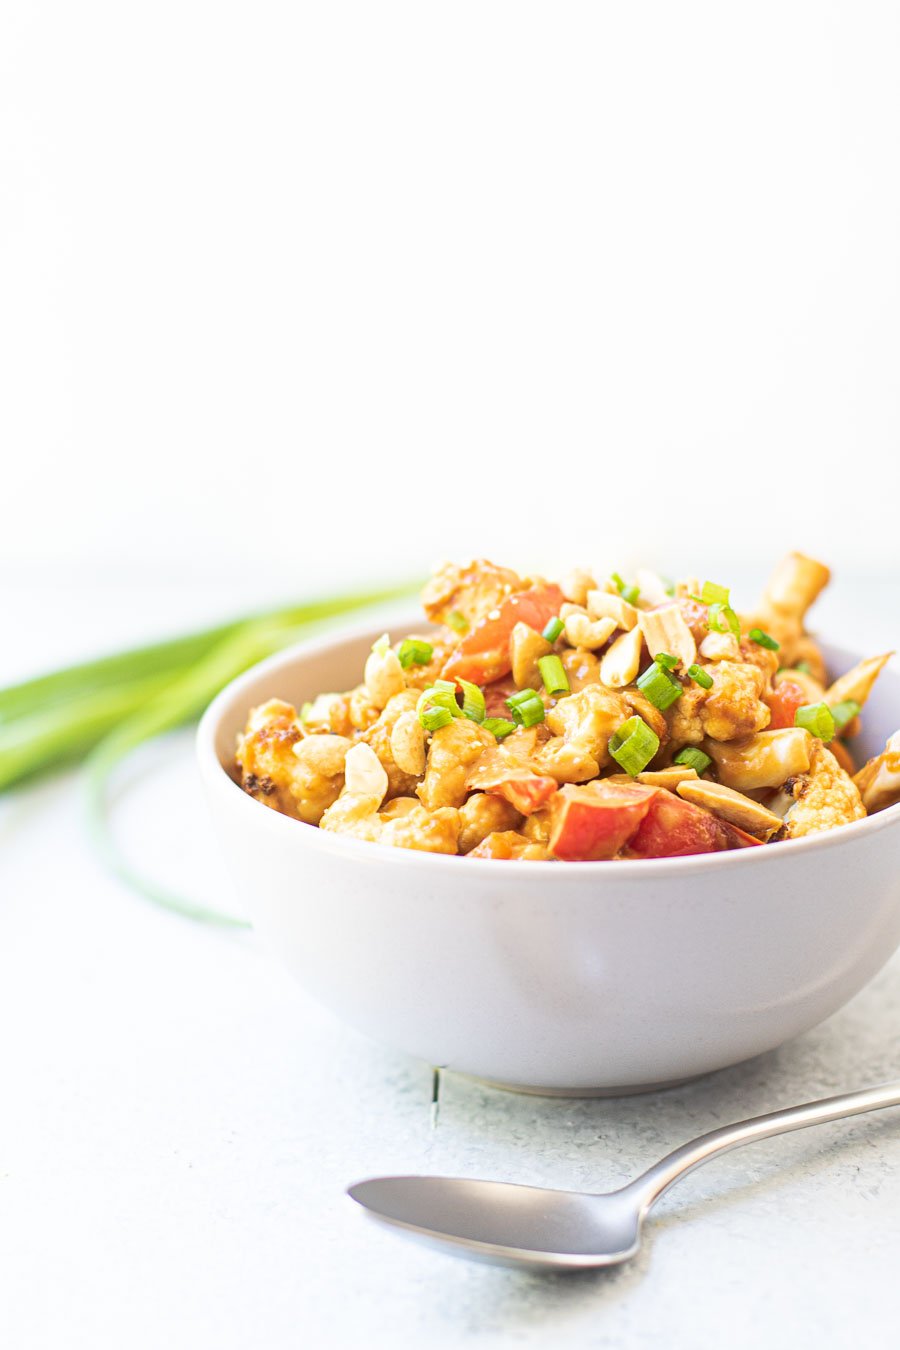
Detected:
left=2, top=1, right=899, bottom=630
left=3, top=7, right=900, bottom=1349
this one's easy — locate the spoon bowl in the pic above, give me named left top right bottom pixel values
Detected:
left=349, top=1079, right=900, bottom=1271
left=347, top=1176, right=641, bottom=1270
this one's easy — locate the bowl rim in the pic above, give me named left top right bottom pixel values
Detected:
left=197, top=612, right=900, bottom=881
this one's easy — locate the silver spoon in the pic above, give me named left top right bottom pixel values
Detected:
left=348, top=1079, right=900, bottom=1270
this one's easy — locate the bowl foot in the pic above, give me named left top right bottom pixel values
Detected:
left=457, top=1069, right=711, bottom=1098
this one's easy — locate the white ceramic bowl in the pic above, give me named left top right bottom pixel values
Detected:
left=198, top=618, right=900, bottom=1095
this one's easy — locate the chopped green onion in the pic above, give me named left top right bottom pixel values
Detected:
left=609, top=716, right=660, bottom=776
left=795, top=702, right=835, bottom=742
left=708, top=602, right=741, bottom=640
left=416, top=684, right=462, bottom=720
left=0, top=575, right=419, bottom=927
left=372, top=633, right=391, bottom=656
left=398, top=638, right=434, bottom=669
left=300, top=701, right=313, bottom=721
left=542, top=616, right=564, bottom=643
left=420, top=705, right=454, bottom=731
left=611, top=573, right=640, bottom=606
left=483, top=717, right=516, bottom=741
left=795, top=660, right=813, bottom=676
left=636, top=661, right=683, bottom=711
left=457, top=678, right=486, bottom=723
left=687, top=664, right=714, bottom=690
left=506, top=689, right=545, bottom=728
left=447, top=610, right=469, bottom=634
left=654, top=652, right=679, bottom=670
left=701, top=581, right=731, bottom=607
left=673, top=746, right=712, bottom=775
left=662, top=576, right=675, bottom=597
left=538, top=654, right=569, bottom=696
left=830, top=699, right=861, bottom=733
left=748, top=628, right=780, bottom=651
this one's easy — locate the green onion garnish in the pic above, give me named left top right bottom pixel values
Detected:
left=748, top=628, right=780, bottom=651
left=609, top=716, right=660, bottom=776
left=421, top=706, right=454, bottom=731
left=687, top=664, right=714, bottom=689
left=654, top=652, right=679, bottom=670
left=506, top=689, right=545, bottom=728
left=416, top=683, right=462, bottom=721
left=0, top=576, right=419, bottom=926
left=701, top=581, right=730, bottom=607
left=483, top=717, right=516, bottom=741
left=795, top=702, right=835, bottom=742
left=708, top=602, right=741, bottom=640
left=673, top=746, right=712, bottom=774
left=398, top=638, right=434, bottom=669
left=542, top=616, right=564, bottom=643
left=447, top=610, right=469, bottom=634
left=795, top=660, right=813, bottom=676
left=611, top=572, right=640, bottom=606
left=830, top=699, right=861, bottom=733
left=458, top=678, right=486, bottom=723
left=538, top=654, right=569, bottom=696
left=636, top=661, right=683, bottom=711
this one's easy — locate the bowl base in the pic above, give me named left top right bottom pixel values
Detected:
left=460, top=1069, right=710, bottom=1098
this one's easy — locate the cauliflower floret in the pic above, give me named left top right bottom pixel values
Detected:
left=777, top=740, right=866, bottom=839
left=468, top=830, right=549, bottom=860
left=396, top=636, right=455, bottom=691
left=700, top=661, right=771, bottom=742
left=545, top=684, right=630, bottom=771
left=418, top=718, right=496, bottom=809
left=380, top=804, right=461, bottom=854
left=457, top=793, right=522, bottom=853
left=666, top=683, right=707, bottom=747
left=422, top=559, right=524, bottom=631
left=348, top=684, right=381, bottom=732
left=362, top=690, right=421, bottom=799
left=236, top=699, right=351, bottom=824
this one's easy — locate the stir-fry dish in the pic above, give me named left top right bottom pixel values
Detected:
left=235, top=555, right=899, bottom=861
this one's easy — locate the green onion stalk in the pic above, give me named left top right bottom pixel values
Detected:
left=2, top=581, right=419, bottom=926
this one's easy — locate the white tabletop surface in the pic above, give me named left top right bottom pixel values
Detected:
left=2, top=577, right=899, bottom=1350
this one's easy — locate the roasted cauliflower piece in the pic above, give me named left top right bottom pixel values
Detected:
left=468, top=830, right=550, bottom=860
left=422, top=559, right=524, bottom=632
left=776, top=740, right=866, bottom=839
left=418, top=718, right=496, bottom=810
left=457, top=792, right=523, bottom=853
left=236, top=699, right=350, bottom=824
left=361, top=690, right=422, bottom=799
left=545, top=684, right=631, bottom=772
left=380, top=804, right=461, bottom=854
left=699, top=661, right=771, bottom=742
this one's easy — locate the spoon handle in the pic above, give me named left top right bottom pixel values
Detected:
left=626, top=1078, right=900, bottom=1213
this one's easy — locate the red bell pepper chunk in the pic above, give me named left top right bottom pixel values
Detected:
left=468, top=748, right=558, bottom=816
left=627, top=790, right=761, bottom=858
left=549, top=781, right=658, bottom=861
left=765, top=679, right=807, bottom=730
left=442, top=584, right=565, bottom=685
